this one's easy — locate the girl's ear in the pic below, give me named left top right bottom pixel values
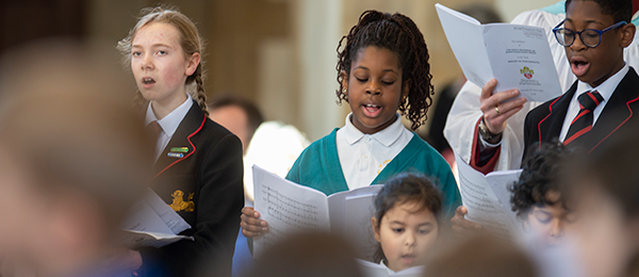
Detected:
left=372, top=217, right=381, bottom=243
left=402, top=79, right=410, bottom=101
left=341, top=71, right=349, bottom=97
left=185, top=52, right=201, bottom=76
left=620, top=23, right=636, bottom=48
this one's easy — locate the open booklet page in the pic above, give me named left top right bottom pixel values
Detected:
left=120, top=230, right=194, bottom=249
left=252, top=165, right=382, bottom=259
left=454, top=151, right=524, bottom=241
left=436, top=3, right=561, bottom=102
left=357, top=259, right=425, bottom=277
left=120, top=188, right=192, bottom=248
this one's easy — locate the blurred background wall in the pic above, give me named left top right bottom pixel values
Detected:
left=0, top=0, right=558, bottom=141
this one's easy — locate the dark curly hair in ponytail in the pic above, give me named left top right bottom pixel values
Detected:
left=336, top=10, right=434, bottom=130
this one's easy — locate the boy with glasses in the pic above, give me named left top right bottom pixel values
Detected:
left=522, top=0, right=637, bottom=161
left=451, top=0, right=639, bottom=236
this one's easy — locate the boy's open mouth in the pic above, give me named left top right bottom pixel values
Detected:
left=570, top=57, right=590, bottom=77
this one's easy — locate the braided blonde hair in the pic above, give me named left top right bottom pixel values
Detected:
left=117, top=6, right=209, bottom=115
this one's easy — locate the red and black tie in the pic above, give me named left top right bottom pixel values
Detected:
left=564, top=91, right=603, bottom=145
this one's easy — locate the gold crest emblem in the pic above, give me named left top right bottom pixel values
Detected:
left=169, top=190, right=195, bottom=212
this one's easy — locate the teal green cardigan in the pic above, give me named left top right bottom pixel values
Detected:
left=286, top=128, right=461, bottom=218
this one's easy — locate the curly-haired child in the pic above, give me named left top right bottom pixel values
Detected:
left=241, top=10, right=461, bottom=238
left=510, top=141, right=574, bottom=245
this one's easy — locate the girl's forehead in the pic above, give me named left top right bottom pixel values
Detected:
left=353, top=46, right=401, bottom=69
left=386, top=201, right=433, bottom=217
left=133, top=22, right=181, bottom=46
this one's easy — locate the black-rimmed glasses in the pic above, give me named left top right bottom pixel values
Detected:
left=552, top=20, right=627, bottom=48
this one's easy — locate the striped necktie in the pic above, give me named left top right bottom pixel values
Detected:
left=564, top=90, right=603, bottom=145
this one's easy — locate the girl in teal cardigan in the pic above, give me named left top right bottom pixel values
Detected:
left=241, top=10, right=461, bottom=238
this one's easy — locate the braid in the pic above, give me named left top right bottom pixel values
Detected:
left=336, top=10, right=434, bottom=130
left=192, top=65, right=209, bottom=115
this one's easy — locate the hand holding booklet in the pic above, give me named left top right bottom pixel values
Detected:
left=435, top=3, right=562, bottom=102
left=120, top=188, right=193, bottom=248
left=453, top=151, right=524, bottom=241
left=252, top=165, right=382, bottom=260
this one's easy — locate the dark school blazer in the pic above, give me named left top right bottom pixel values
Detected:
left=139, top=100, right=244, bottom=277
left=523, top=67, right=639, bottom=163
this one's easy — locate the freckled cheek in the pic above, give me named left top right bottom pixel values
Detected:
left=162, top=66, right=186, bottom=87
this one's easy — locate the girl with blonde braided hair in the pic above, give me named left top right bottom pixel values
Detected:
left=118, top=6, right=244, bottom=277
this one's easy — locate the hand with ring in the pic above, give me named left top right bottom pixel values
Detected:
left=479, top=79, right=527, bottom=135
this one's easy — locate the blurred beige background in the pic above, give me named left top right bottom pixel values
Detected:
left=1, top=0, right=559, bottom=141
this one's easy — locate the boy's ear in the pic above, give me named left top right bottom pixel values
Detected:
left=185, top=52, right=201, bottom=76
left=619, top=23, right=636, bottom=48
left=371, top=217, right=381, bottom=243
left=522, top=217, right=531, bottom=232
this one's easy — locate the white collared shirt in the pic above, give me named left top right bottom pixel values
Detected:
left=559, top=64, right=629, bottom=141
left=379, top=260, right=395, bottom=275
left=145, top=94, right=193, bottom=161
left=336, top=113, right=413, bottom=190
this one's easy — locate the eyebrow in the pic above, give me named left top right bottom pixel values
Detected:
left=565, top=18, right=605, bottom=27
left=131, top=43, right=173, bottom=49
left=389, top=221, right=435, bottom=227
left=353, top=66, right=398, bottom=74
left=534, top=210, right=552, bottom=215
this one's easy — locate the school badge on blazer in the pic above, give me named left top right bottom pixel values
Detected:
left=167, top=146, right=190, bottom=158
left=169, top=189, right=195, bottom=212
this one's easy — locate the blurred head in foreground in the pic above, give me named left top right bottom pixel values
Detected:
left=244, top=232, right=363, bottom=277
left=561, top=126, right=639, bottom=277
left=425, top=234, right=537, bottom=277
left=0, top=40, right=153, bottom=276
left=511, top=141, right=575, bottom=245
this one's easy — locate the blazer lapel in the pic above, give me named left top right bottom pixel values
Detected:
left=537, top=83, right=576, bottom=145
left=153, top=101, right=206, bottom=178
left=582, top=68, right=639, bottom=153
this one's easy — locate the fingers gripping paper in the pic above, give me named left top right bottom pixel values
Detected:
left=454, top=151, right=524, bottom=241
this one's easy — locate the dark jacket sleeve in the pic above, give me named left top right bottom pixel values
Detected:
left=140, top=133, right=244, bottom=277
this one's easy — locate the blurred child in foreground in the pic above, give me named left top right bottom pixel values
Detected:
left=0, top=40, right=152, bottom=277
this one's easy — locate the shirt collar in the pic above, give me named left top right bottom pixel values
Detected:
left=342, top=112, right=404, bottom=147
left=145, top=93, right=193, bottom=137
left=379, top=260, right=395, bottom=274
left=576, top=63, right=629, bottom=103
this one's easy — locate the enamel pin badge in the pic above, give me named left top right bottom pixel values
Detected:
left=167, top=147, right=189, bottom=158
left=170, top=147, right=189, bottom=153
